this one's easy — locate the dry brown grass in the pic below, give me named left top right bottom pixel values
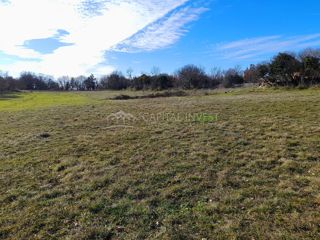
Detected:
left=0, top=88, right=319, bottom=239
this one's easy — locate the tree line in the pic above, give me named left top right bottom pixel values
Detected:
left=0, top=66, right=240, bottom=92
left=1, top=48, right=320, bottom=92
left=244, top=48, right=320, bottom=87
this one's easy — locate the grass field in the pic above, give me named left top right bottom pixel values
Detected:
left=0, top=92, right=95, bottom=111
left=0, top=89, right=319, bottom=239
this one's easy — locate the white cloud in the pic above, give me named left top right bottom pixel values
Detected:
left=0, top=0, right=204, bottom=77
left=216, top=34, right=320, bottom=60
left=113, top=5, right=208, bottom=52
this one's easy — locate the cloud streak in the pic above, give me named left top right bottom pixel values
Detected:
left=113, top=5, right=207, bottom=52
left=216, top=34, right=320, bottom=60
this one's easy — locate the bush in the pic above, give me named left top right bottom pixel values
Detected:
left=111, top=90, right=188, bottom=100
left=100, top=72, right=129, bottom=90
left=269, top=53, right=301, bottom=86
left=150, top=74, right=175, bottom=90
left=177, top=65, right=210, bottom=89
left=223, top=68, right=244, bottom=88
left=132, top=74, right=152, bottom=90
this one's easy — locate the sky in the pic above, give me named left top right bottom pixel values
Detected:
left=0, top=0, right=319, bottom=78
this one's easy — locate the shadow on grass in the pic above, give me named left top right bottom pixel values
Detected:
left=0, top=92, right=22, bottom=101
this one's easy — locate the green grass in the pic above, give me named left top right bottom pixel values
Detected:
left=0, top=89, right=319, bottom=239
left=0, top=92, right=96, bottom=111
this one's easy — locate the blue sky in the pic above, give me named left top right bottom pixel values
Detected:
left=0, top=0, right=319, bottom=77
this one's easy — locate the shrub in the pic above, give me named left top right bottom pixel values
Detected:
left=223, top=68, right=244, bottom=88
left=269, top=53, right=302, bottom=86
left=100, top=72, right=129, bottom=90
left=150, top=74, right=175, bottom=90
left=177, top=65, right=210, bottom=89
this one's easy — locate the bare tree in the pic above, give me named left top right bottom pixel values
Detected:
left=57, top=76, right=71, bottom=90
left=75, top=76, right=86, bottom=90
left=299, top=48, right=320, bottom=60
left=150, top=66, right=161, bottom=76
left=126, top=68, right=133, bottom=80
